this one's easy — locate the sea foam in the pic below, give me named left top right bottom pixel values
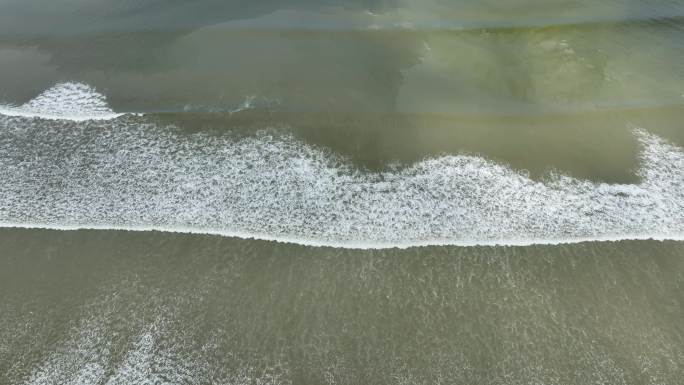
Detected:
left=0, top=82, right=123, bottom=121
left=0, top=84, right=682, bottom=248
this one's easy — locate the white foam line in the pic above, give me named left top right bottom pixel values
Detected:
left=0, top=106, right=124, bottom=122
left=0, top=222, right=682, bottom=249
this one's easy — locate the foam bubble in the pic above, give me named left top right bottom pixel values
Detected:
left=0, top=82, right=123, bottom=121
left=0, top=94, right=682, bottom=248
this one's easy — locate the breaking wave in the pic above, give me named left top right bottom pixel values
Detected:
left=0, top=83, right=682, bottom=248
left=0, top=83, right=123, bottom=121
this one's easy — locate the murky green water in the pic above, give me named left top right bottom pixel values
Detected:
left=1, top=231, right=684, bottom=384
left=0, top=1, right=683, bottom=384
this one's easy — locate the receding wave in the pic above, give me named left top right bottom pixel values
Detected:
left=0, top=84, right=682, bottom=249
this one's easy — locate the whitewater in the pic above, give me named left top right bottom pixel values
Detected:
left=0, top=83, right=682, bottom=249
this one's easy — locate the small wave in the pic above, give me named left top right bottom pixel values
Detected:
left=181, top=95, right=279, bottom=114
left=0, top=96, right=682, bottom=248
left=0, top=82, right=124, bottom=121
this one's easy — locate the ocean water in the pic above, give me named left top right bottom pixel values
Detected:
left=0, top=1, right=683, bottom=384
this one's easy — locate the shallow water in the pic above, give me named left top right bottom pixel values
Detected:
left=2, top=230, right=684, bottom=384
left=1, top=0, right=683, bottom=384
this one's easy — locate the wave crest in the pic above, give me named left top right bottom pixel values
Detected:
left=0, top=82, right=123, bottom=121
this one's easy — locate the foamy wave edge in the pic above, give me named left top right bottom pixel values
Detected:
left=0, top=82, right=126, bottom=121
left=1, top=83, right=682, bottom=249
left=0, top=106, right=125, bottom=122
left=1, top=223, right=682, bottom=249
